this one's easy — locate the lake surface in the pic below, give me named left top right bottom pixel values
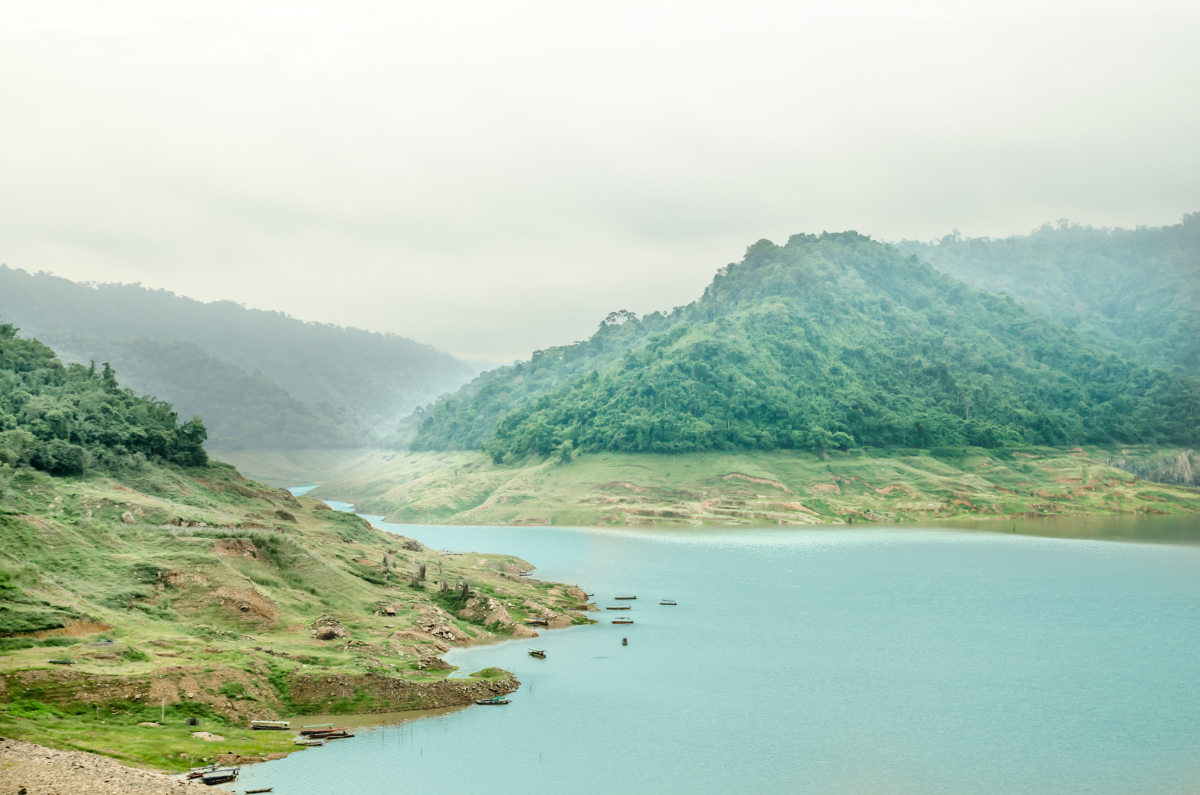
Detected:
left=240, top=500, right=1200, bottom=794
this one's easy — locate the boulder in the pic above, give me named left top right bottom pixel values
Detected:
left=566, top=586, right=588, bottom=601
left=120, top=512, right=135, bottom=525
left=511, top=624, right=539, bottom=639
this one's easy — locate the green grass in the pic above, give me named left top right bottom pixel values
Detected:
left=310, top=447, right=1200, bottom=527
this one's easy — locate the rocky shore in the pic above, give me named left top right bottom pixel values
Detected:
left=0, top=738, right=214, bottom=795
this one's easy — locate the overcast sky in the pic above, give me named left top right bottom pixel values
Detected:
left=2, top=0, right=1197, bottom=361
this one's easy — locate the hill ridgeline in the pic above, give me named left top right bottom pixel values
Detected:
left=406, top=232, right=1200, bottom=461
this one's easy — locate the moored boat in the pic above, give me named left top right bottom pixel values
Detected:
left=614, top=595, right=637, bottom=600
left=528, top=648, right=547, bottom=659
left=250, top=719, right=291, bottom=730
left=199, top=768, right=239, bottom=785
left=605, top=606, right=631, bottom=610
left=659, top=600, right=677, bottom=605
left=612, top=619, right=634, bottom=625
left=475, top=696, right=511, bottom=705
left=293, top=737, right=324, bottom=746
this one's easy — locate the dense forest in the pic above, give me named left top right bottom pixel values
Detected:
left=410, top=233, right=1200, bottom=459
left=897, top=214, right=1199, bottom=374
left=0, top=324, right=207, bottom=475
left=0, top=267, right=483, bottom=449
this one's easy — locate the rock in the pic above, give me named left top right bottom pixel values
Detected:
left=456, top=596, right=513, bottom=627
left=191, top=731, right=225, bottom=741
left=313, top=502, right=333, bottom=511
left=566, top=586, right=588, bottom=601
left=311, top=615, right=350, bottom=640
left=136, top=721, right=160, bottom=727
left=274, top=509, right=297, bottom=522
left=511, top=624, right=539, bottom=639
left=120, top=512, right=136, bottom=524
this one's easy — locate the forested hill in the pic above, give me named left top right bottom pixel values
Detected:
left=410, top=232, right=1200, bottom=459
left=0, top=267, right=483, bottom=449
left=896, top=214, right=1199, bottom=374
left=0, top=324, right=207, bottom=474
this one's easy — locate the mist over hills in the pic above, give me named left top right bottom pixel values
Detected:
left=0, top=267, right=484, bottom=450
left=898, top=214, right=1199, bottom=374
left=407, top=232, right=1200, bottom=459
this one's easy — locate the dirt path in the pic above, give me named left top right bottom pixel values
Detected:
left=0, top=737, right=220, bottom=794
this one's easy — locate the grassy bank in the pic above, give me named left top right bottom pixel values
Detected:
left=0, top=459, right=593, bottom=770
left=309, top=446, right=1200, bottom=526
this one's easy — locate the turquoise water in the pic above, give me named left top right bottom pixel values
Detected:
left=242, top=502, right=1200, bottom=794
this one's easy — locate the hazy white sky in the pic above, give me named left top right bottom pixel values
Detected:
left=2, top=0, right=1198, bottom=361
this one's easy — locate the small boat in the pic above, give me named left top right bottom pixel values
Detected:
left=659, top=600, right=677, bottom=606
left=250, top=719, right=291, bottom=730
left=302, top=727, right=352, bottom=739
left=523, top=619, right=548, bottom=627
left=614, top=595, right=637, bottom=600
left=475, top=696, right=511, bottom=705
left=185, top=764, right=219, bottom=779
left=48, top=659, right=75, bottom=665
left=293, top=738, right=325, bottom=746
left=612, top=619, right=634, bottom=625
left=605, top=606, right=631, bottom=611
left=246, top=789, right=274, bottom=794
left=528, top=648, right=546, bottom=659
left=199, top=768, right=239, bottom=785
left=299, top=724, right=335, bottom=735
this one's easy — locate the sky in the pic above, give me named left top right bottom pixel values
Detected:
left=2, top=0, right=1198, bottom=362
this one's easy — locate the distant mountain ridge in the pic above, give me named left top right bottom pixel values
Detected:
left=897, top=214, right=1199, bottom=373
left=408, top=232, right=1200, bottom=459
left=0, top=267, right=482, bottom=449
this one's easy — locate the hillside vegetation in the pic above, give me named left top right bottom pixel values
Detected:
left=310, top=447, right=1200, bottom=528
left=0, top=324, right=207, bottom=475
left=409, top=233, right=1200, bottom=461
left=0, top=266, right=482, bottom=448
left=0, top=333, right=591, bottom=771
left=897, top=214, right=1199, bottom=373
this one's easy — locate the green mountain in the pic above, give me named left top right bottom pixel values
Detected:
left=0, top=267, right=483, bottom=449
left=409, top=232, right=1200, bottom=460
left=896, top=214, right=1199, bottom=373
left=0, top=323, right=207, bottom=475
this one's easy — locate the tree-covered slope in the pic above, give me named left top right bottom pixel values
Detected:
left=45, top=336, right=364, bottom=450
left=0, top=267, right=482, bottom=447
left=896, top=214, right=1199, bottom=373
left=412, top=233, right=1200, bottom=459
left=0, top=324, right=207, bottom=474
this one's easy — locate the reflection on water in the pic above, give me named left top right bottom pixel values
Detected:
left=940, top=511, right=1200, bottom=544
left=234, top=512, right=1200, bottom=795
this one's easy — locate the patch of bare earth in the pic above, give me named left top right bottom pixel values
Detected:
left=0, top=738, right=210, bottom=794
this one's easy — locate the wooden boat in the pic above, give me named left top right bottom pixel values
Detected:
left=199, top=768, right=239, bottom=785
left=302, top=727, right=353, bottom=739
left=475, top=696, right=511, bottom=705
left=293, top=737, right=324, bottom=746
left=299, top=723, right=335, bottom=735
left=611, top=619, right=634, bottom=625
left=659, top=600, right=677, bottom=605
left=246, top=789, right=274, bottom=794
left=185, top=764, right=218, bottom=779
left=250, top=719, right=291, bottom=730
left=320, top=731, right=354, bottom=739
left=605, top=606, right=631, bottom=610
left=614, top=595, right=637, bottom=600
left=528, top=648, right=546, bottom=659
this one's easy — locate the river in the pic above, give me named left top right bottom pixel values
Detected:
left=235, top=499, right=1200, bottom=794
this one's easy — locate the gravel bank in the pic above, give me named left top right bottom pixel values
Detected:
left=0, top=737, right=221, bottom=794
